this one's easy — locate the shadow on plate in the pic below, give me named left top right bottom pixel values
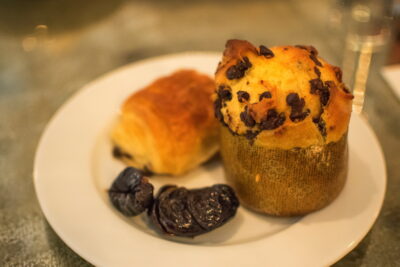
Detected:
left=300, top=148, right=378, bottom=224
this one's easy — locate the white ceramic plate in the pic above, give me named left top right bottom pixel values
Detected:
left=34, top=52, right=386, bottom=267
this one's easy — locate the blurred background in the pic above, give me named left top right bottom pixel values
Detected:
left=0, top=0, right=399, bottom=266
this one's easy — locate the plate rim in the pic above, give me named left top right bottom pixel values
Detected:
left=33, top=51, right=387, bottom=267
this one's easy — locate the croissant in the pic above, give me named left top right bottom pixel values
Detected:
left=112, top=70, right=219, bottom=176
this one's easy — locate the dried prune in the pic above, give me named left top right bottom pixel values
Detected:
left=151, top=185, right=204, bottom=237
left=150, top=184, right=239, bottom=237
left=109, top=167, right=154, bottom=216
left=188, top=185, right=239, bottom=230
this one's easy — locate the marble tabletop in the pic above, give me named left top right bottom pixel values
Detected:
left=0, top=0, right=399, bottom=266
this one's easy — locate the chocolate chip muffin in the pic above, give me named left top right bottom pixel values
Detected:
left=215, top=40, right=353, bottom=216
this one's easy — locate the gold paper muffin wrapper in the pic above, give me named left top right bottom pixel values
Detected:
left=220, top=126, right=348, bottom=216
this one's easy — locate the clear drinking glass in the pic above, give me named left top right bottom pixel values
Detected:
left=341, top=0, right=392, bottom=114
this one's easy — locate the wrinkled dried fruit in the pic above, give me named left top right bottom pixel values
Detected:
left=109, top=167, right=154, bottom=216
left=150, top=184, right=239, bottom=237
left=152, top=185, right=204, bottom=237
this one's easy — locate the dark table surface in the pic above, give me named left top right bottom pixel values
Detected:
left=1, top=0, right=399, bottom=266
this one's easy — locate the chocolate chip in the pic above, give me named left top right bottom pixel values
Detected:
left=240, top=107, right=256, bottom=127
left=237, top=91, right=250, bottom=102
left=286, top=93, right=300, bottom=106
left=226, top=57, right=252, bottom=80
left=243, top=57, right=251, bottom=67
left=325, top=81, right=336, bottom=88
left=226, top=66, right=241, bottom=80
left=226, top=111, right=232, bottom=123
left=292, top=110, right=309, bottom=122
left=310, top=53, right=322, bottom=67
left=259, top=91, right=272, bottom=101
left=309, top=78, right=324, bottom=94
left=343, top=86, right=351, bottom=94
left=313, top=117, right=327, bottom=137
left=295, top=45, right=318, bottom=55
left=314, top=67, right=321, bottom=78
left=322, top=81, right=336, bottom=105
left=332, top=66, right=343, bottom=82
left=260, top=109, right=286, bottom=130
left=113, top=146, right=133, bottom=159
left=309, top=79, right=330, bottom=106
left=213, top=98, right=224, bottom=122
left=259, top=45, right=274, bottom=58
left=295, top=45, right=307, bottom=50
left=286, top=93, right=309, bottom=122
left=214, top=85, right=234, bottom=123
left=113, top=146, right=124, bottom=158
left=320, top=90, right=330, bottom=106
left=245, top=130, right=260, bottom=141
left=142, top=165, right=154, bottom=176
left=217, top=85, right=232, bottom=101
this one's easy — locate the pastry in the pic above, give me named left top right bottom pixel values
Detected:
left=112, top=70, right=219, bottom=175
left=214, top=40, right=353, bottom=216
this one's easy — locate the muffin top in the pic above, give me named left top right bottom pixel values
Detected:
left=214, top=39, right=353, bottom=149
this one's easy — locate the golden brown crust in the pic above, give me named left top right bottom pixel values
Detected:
left=112, top=70, right=219, bottom=175
left=214, top=40, right=353, bottom=149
